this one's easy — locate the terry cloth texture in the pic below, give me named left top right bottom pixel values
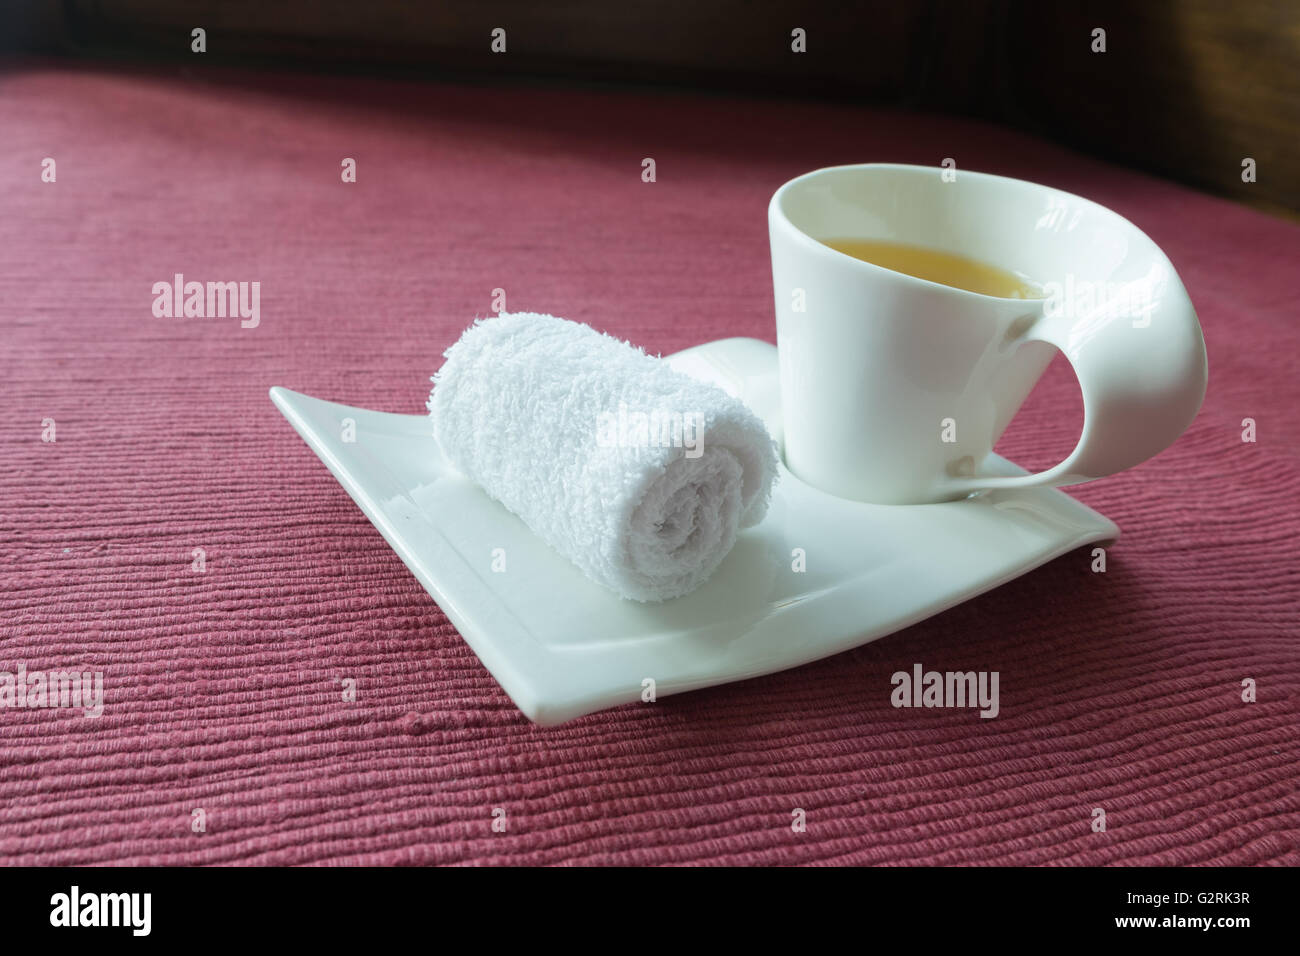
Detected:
left=428, top=312, right=778, bottom=602
left=0, top=64, right=1297, bottom=865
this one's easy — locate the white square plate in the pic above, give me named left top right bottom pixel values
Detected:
left=271, top=338, right=1117, bottom=725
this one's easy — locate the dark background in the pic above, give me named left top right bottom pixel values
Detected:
left=4, top=0, right=1298, bottom=217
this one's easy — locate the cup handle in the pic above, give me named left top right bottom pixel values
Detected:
left=941, top=271, right=1208, bottom=498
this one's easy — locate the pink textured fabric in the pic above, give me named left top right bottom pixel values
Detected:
left=1, top=63, right=1297, bottom=866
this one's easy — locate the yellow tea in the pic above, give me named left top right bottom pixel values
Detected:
left=821, top=238, right=1042, bottom=299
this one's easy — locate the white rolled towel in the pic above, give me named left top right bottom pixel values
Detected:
left=428, top=313, right=778, bottom=602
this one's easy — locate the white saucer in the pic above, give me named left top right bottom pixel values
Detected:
left=270, top=338, right=1118, bottom=725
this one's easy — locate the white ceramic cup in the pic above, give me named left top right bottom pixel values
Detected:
left=769, top=163, right=1209, bottom=505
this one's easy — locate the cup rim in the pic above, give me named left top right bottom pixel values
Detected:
left=769, top=162, right=1167, bottom=304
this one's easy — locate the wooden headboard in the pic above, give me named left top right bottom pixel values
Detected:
left=5, top=0, right=1297, bottom=215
